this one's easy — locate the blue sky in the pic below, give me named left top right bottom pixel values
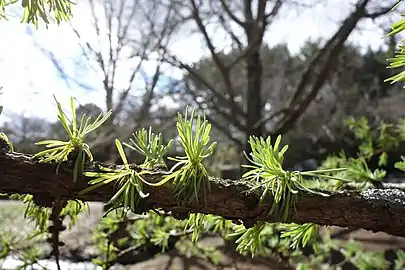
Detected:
left=0, top=0, right=394, bottom=123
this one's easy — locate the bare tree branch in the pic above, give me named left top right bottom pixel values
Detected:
left=189, top=0, right=241, bottom=119
left=162, top=51, right=247, bottom=127
left=363, top=3, right=398, bottom=19
left=272, top=0, right=374, bottom=135
left=265, top=0, right=283, bottom=21
left=219, top=0, right=246, bottom=28
left=44, top=0, right=183, bottom=161
left=183, top=81, right=244, bottom=147
left=216, top=9, right=244, bottom=52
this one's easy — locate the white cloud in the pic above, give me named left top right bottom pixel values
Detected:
left=0, top=0, right=391, bottom=124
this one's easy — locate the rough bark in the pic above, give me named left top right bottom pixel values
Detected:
left=1, top=151, right=405, bottom=238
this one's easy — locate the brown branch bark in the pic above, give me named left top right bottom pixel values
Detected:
left=1, top=151, right=405, bottom=238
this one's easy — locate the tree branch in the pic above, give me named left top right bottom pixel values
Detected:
left=1, top=151, right=405, bottom=238
left=189, top=0, right=242, bottom=121
left=162, top=52, right=247, bottom=127
left=219, top=0, right=246, bottom=28
left=273, top=0, right=372, bottom=135
left=214, top=2, right=244, bottom=52
left=363, top=3, right=398, bottom=19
